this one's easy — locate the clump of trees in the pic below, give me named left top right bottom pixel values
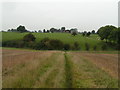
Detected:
left=7, top=25, right=29, bottom=33
left=97, top=25, right=120, bottom=50
left=97, top=25, right=117, bottom=42
left=82, top=31, right=91, bottom=37
left=17, top=25, right=28, bottom=33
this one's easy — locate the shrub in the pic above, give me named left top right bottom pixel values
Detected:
left=85, top=43, right=90, bottom=51
left=101, top=44, right=107, bottom=51
left=49, top=39, right=63, bottom=50
left=2, top=41, right=18, bottom=47
left=93, top=45, right=97, bottom=51
left=34, top=38, right=64, bottom=50
left=23, top=33, right=36, bottom=42
left=64, top=44, right=71, bottom=50
left=73, top=42, right=80, bottom=50
left=34, top=38, right=50, bottom=50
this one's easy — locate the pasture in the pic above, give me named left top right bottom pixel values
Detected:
left=2, top=48, right=118, bottom=88
left=2, top=32, right=108, bottom=50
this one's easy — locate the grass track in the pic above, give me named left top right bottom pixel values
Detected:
left=64, top=52, right=73, bottom=88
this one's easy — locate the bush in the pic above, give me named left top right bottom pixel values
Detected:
left=34, top=38, right=64, bottom=50
left=93, top=45, right=97, bottom=51
left=85, top=43, right=90, bottom=51
left=49, top=39, right=63, bottom=50
left=2, top=41, right=18, bottom=47
left=23, top=33, right=36, bottom=42
left=34, top=38, right=50, bottom=50
left=101, top=44, right=107, bottom=51
left=64, top=44, right=71, bottom=50
left=73, top=42, right=80, bottom=50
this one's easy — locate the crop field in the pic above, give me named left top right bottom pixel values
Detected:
left=2, top=48, right=118, bottom=88
left=2, top=32, right=108, bottom=50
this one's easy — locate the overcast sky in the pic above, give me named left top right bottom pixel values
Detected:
left=1, top=0, right=119, bottom=32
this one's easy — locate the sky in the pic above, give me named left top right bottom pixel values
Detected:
left=0, top=0, right=119, bottom=32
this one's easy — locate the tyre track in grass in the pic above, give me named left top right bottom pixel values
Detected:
left=64, top=52, right=73, bottom=88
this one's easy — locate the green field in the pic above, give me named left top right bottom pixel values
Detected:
left=1, top=32, right=115, bottom=51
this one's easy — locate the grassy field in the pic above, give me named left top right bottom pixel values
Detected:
left=2, top=32, right=113, bottom=51
left=2, top=48, right=118, bottom=88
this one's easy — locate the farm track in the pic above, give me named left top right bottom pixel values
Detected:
left=2, top=49, right=118, bottom=88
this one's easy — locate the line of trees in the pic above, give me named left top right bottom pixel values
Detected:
left=7, top=25, right=78, bottom=34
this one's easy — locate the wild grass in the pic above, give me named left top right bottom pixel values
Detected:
left=2, top=49, right=118, bottom=88
left=68, top=52, right=118, bottom=88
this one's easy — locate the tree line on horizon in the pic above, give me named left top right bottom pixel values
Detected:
left=1, top=24, right=120, bottom=50
left=5, top=25, right=97, bottom=34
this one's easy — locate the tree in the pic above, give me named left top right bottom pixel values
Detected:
left=98, top=25, right=117, bottom=42
left=17, top=25, right=28, bottom=33
left=23, top=33, right=36, bottom=42
left=91, top=30, right=95, bottom=34
left=38, top=30, right=42, bottom=33
left=86, top=32, right=91, bottom=37
left=118, top=27, right=120, bottom=45
left=61, top=27, right=65, bottom=32
left=50, top=28, right=56, bottom=33
left=43, top=29, right=46, bottom=33
left=47, top=30, right=50, bottom=33
left=35, top=31, right=37, bottom=33
left=82, top=33, right=85, bottom=36
left=108, top=28, right=118, bottom=43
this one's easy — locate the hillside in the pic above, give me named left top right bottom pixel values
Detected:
left=1, top=32, right=116, bottom=51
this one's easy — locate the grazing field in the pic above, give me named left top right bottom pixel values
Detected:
left=2, top=32, right=112, bottom=50
left=2, top=49, right=118, bottom=88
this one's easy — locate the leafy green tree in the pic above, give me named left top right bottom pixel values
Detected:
left=43, top=29, right=46, bottom=33
left=91, top=30, right=95, bottom=34
left=82, top=33, right=85, bottom=36
left=17, top=25, right=28, bottom=33
left=23, top=33, right=36, bottom=42
left=61, top=27, right=65, bottom=32
left=50, top=28, right=56, bottom=33
left=86, top=32, right=91, bottom=37
left=98, top=25, right=117, bottom=42
left=108, top=28, right=118, bottom=43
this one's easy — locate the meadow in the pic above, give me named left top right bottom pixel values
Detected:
left=1, top=32, right=115, bottom=50
left=2, top=48, right=118, bottom=88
